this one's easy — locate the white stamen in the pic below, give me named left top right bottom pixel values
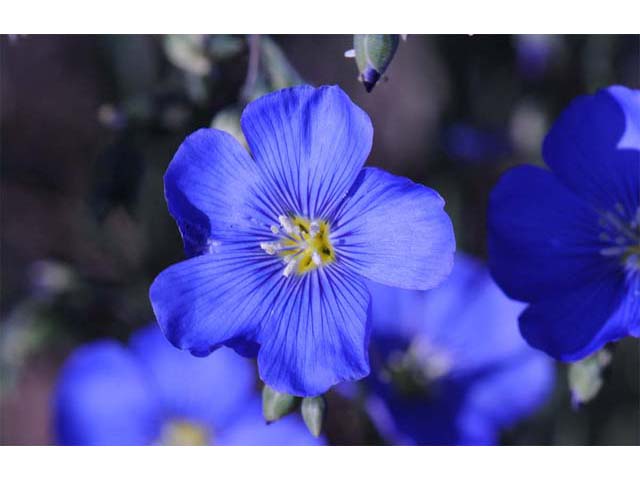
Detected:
left=601, top=246, right=627, bottom=257
left=601, top=211, right=638, bottom=242
left=278, top=215, right=300, bottom=235
left=309, top=220, right=320, bottom=237
left=599, top=232, right=611, bottom=242
left=204, top=239, right=221, bottom=254
left=260, top=241, right=282, bottom=255
left=263, top=214, right=334, bottom=276
left=283, top=258, right=298, bottom=277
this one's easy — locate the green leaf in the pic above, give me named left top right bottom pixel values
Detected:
left=568, top=349, right=612, bottom=407
left=210, top=106, right=247, bottom=148
left=262, top=384, right=297, bottom=423
left=164, top=35, right=212, bottom=77
left=260, top=36, right=304, bottom=90
left=301, top=396, right=326, bottom=437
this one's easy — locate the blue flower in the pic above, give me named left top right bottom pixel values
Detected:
left=149, top=85, right=455, bottom=396
left=488, top=85, right=640, bottom=361
left=442, top=123, right=511, bottom=164
left=54, top=325, right=323, bottom=445
left=365, top=254, right=555, bottom=445
left=514, top=35, right=561, bottom=81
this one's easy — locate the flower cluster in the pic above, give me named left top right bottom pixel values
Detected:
left=51, top=82, right=638, bottom=446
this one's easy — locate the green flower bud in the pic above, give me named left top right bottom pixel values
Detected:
left=301, top=396, right=326, bottom=437
left=262, top=384, right=297, bottom=423
left=352, top=34, right=400, bottom=92
left=568, top=349, right=612, bottom=407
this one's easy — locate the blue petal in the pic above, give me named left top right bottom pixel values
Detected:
left=366, top=377, right=472, bottom=445
left=458, top=348, right=554, bottom=443
left=257, top=267, right=371, bottom=397
left=150, top=240, right=371, bottom=397
left=149, top=245, right=283, bottom=357
left=370, top=254, right=528, bottom=374
left=129, top=325, right=255, bottom=432
left=216, top=399, right=324, bottom=446
left=520, top=273, right=638, bottom=361
left=240, top=85, right=373, bottom=219
left=488, top=165, right=607, bottom=303
left=542, top=85, right=640, bottom=216
left=331, top=167, right=455, bottom=290
left=366, top=254, right=555, bottom=445
left=367, top=348, right=554, bottom=445
left=54, top=341, right=161, bottom=445
left=164, top=128, right=267, bottom=256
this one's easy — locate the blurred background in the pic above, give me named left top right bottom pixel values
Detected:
left=1, top=34, right=639, bottom=445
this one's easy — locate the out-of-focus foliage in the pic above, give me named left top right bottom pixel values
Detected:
left=568, top=350, right=612, bottom=407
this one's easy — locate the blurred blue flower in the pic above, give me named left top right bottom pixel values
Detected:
left=442, top=122, right=512, bottom=164
left=366, top=254, right=555, bottom=445
left=149, top=85, right=455, bottom=396
left=54, top=325, right=323, bottom=445
left=488, top=85, right=640, bottom=361
left=514, top=35, right=561, bottom=81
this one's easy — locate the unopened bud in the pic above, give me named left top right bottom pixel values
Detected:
left=301, top=396, right=326, bottom=437
left=353, top=34, right=400, bottom=92
left=262, top=384, right=297, bottom=423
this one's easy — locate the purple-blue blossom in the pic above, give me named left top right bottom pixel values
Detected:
left=54, top=325, right=322, bottom=445
left=149, top=85, right=455, bottom=397
left=488, top=85, right=640, bottom=361
left=365, top=254, right=555, bottom=445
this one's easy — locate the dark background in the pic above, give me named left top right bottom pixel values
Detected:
left=1, top=34, right=638, bottom=445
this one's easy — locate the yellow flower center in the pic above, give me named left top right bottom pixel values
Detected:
left=158, top=420, right=210, bottom=446
left=260, top=215, right=336, bottom=276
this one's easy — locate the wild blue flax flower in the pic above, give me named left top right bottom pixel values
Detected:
left=488, top=86, right=640, bottom=361
left=54, top=326, right=322, bottom=445
left=149, top=85, right=455, bottom=396
left=366, top=254, right=554, bottom=445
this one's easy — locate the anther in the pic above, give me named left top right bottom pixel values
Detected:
left=309, top=221, right=320, bottom=237
left=601, top=246, right=626, bottom=257
left=264, top=215, right=335, bottom=276
left=260, top=241, right=282, bottom=255
left=279, top=215, right=300, bottom=236
left=283, top=259, right=298, bottom=277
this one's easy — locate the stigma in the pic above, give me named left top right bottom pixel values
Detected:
left=260, top=215, right=336, bottom=277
